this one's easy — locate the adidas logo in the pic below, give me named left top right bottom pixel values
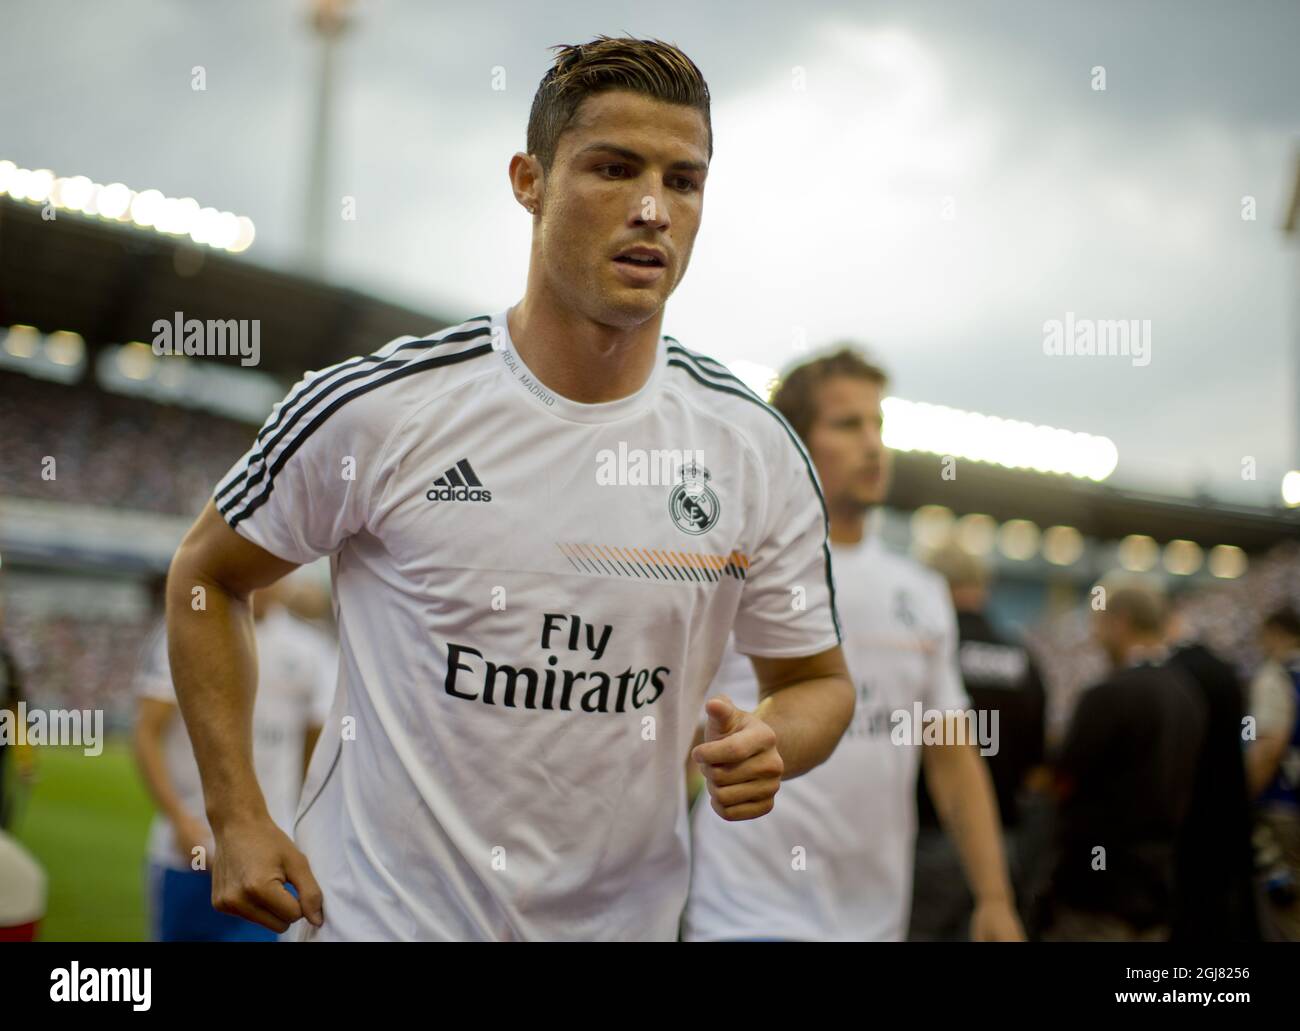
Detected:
left=426, top=459, right=493, bottom=503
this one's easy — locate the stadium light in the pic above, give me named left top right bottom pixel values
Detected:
left=45, top=330, right=85, bottom=366
left=1117, top=533, right=1159, bottom=572
left=1283, top=470, right=1300, bottom=507
left=1208, top=544, right=1248, bottom=579
left=909, top=504, right=955, bottom=547
left=882, top=397, right=1118, bottom=481
left=955, top=513, right=997, bottom=555
left=716, top=355, right=1118, bottom=482
left=3, top=324, right=39, bottom=358
left=0, top=159, right=256, bottom=254
left=1042, top=525, right=1084, bottom=566
left=997, top=518, right=1041, bottom=561
left=1162, top=538, right=1203, bottom=576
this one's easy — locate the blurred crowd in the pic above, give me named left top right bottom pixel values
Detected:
left=1026, top=541, right=1300, bottom=745
left=0, top=371, right=255, bottom=517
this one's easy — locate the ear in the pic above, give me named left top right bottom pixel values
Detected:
left=508, top=152, right=543, bottom=215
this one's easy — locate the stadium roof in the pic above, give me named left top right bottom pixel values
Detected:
left=0, top=197, right=452, bottom=377
left=890, top=452, right=1300, bottom=554
left=3, top=194, right=1297, bottom=555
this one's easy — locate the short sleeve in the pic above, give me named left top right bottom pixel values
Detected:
left=1250, top=663, right=1297, bottom=737
left=731, top=429, right=841, bottom=658
left=925, top=582, right=970, bottom=712
left=212, top=364, right=389, bottom=565
left=134, top=622, right=176, bottom=703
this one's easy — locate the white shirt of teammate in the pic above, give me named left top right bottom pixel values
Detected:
left=684, top=528, right=969, bottom=941
left=136, top=606, right=337, bottom=869
left=212, top=311, right=840, bottom=941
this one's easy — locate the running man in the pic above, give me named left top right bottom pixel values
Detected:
left=684, top=348, right=1023, bottom=941
left=166, top=37, right=853, bottom=941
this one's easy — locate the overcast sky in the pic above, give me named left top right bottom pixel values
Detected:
left=4, top=0, right=1298, bottom=505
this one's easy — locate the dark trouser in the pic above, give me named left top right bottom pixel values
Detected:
left=909, top=791, right=1054, bottom=940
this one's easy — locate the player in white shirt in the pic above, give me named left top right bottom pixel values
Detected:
left=134, top=582, right=335, bottom=941
left=684, top=349, right=1023, bottom=941
left=165, top=37, right=854, bottom=941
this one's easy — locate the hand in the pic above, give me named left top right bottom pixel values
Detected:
left=691, top=695, right=784, bottom=821
left=172, top=813, right=214, bottom=867
left=210, top=812, right=324, bottom=933
left=970, top=898, right=1025, bottom=941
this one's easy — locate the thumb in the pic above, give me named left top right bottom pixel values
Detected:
left=282, top=847, right=325, bottom=928
left=704, top=695, right=743, bottom=740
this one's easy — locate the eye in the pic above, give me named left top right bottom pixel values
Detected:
left=671, top=176, right=698, bottom=192
left=599, top=163, right=631, bottom=179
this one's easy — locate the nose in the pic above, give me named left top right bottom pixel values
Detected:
left=630, top=182, right=671, bottom=232
left=862, top=422, right=884, bottom=456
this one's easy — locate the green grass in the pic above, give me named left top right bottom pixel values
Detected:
left=11, top=739, right=153, bottom=941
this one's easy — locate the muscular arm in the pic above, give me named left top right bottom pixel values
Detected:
left=750, top=646, right=854, bottom=779
left=692, top=645, right=853, bottom=821
left=166, top=500, right=323, bottom=930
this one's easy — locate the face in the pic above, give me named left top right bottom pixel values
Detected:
left=804, top=376, right=891, bottom=513
left=517, top=90, right=709, bottom=328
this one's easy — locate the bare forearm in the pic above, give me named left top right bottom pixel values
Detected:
left=755, top=674, right=854, bottom=778
left=132, top=723, right=196, bottom=827
left=165, top=556, right=268, bottom=829
left=1245, top=738, right=1287, bottom=798
left=927, top=744, right=1013, bottom=904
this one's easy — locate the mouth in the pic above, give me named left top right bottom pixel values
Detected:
left=612, top=246, right=667, bottom=284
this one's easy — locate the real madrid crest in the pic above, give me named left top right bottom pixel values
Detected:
left=669, top=459, right=720, bottom=535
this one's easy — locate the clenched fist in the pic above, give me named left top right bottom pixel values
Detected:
left=691, top=695, right=785, bottom=821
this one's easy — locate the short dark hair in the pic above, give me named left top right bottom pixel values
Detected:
left=526, top=36, right=712, bottom=172
left=770, top=347, right=889, bottom=444
left=1263, top=605, right=1300, bottom=640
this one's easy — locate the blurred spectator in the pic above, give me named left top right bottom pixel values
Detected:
left=1040, top=575, right=1206, bottom=941
left=0, top=595, right=35, bottom=830
left=910, top=544, right=1048, bottom=940
left=1163, top=595, right=1260, bottom=941
left=0, top=371, right=256, bottom=517
left=1246, top=605, right=1300, bottom=940
left=0, top=830, right=45, bottom=941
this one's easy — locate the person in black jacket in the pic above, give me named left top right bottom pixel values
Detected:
left=1042, top=575, right=1207, bottom=941
left=1163, top=596, right=1260, bottom=941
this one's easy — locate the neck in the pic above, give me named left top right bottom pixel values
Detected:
left=829, top=504, right=869, bottom=545
left=507, top=286, right=663, bottom=404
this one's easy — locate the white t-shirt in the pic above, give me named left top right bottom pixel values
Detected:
left=212, top=310, right=841, bottom=941
left=136, top=607, right=336, bottom=869
left=684, top=532, right=969, bottom=941
left=1250, top=656, right=1299, bottom=738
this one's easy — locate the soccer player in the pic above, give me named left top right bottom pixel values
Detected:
left=684, top=349, right=1023, bottom=942
left=166, top=37, right=853, bottom=941
left=911, top=544, right=1048, bottom=940
left=135, top=581, right=334, bottom=942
